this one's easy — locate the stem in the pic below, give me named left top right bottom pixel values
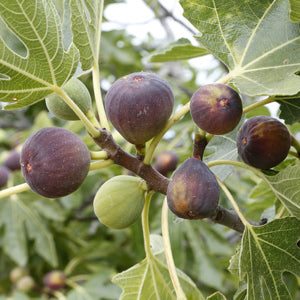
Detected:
left=291, top=135, right=300, bottom=155
left=89, top=159, right=114, bottom=171
left=243, top=96, right=275, bottom=114
left=144, top=102, right=191, bottom=165
left=0, top=183, right=30, bottom=200
left=161, top=197, right=187, bottom=300
left=90, top=150, right=108, bottom=160
left=142, top=191, right=154, bottom=259
left=216, top=72, right=232, bottom=84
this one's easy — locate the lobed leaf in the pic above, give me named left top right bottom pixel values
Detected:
left=289, top=0, right=300, bottom=22
left=276, top=92, right=300, bottom=124
left=180, top=0, right=300, bottom=96
left=0, top=0, right=79, bottom=109
left=239, top=217, right=300, bottom=299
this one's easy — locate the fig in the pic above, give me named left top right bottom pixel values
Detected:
left=93, top=175, right=147, bottom=229
left=105, top=72, right=174, bottom=146
left=0, top=166, right=9, bottom=188
left=154, top=150, right=179, bottom=177
left=190, top=83, right=242, bottom=134
left=15, top=275, right=35, bottom=292
left=20, top=127, right=91, bottom=198
left=43, top=270, right=66, bottom=290
left=237, top=116, right=291, bottom=169
left=9, top=267, right=29, bottom=283
left=3, top=150, right=21, bottom=171
left=45, top=77, right=92, bottom=120
left=167, top=157, right=219, bottom=219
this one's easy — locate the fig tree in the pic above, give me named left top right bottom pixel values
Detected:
left=167, top=157, right=219, bottom=219
left=93, top=175, right=147, bottom=229
left=105, top=72, right=174, bottom=146
left=20, top=127, right=91, bottom=198
left=45, top=77, right=92, bottom=120
left=190, top=83, right=242, bottom=134
left=237, top=116, right=291, bottom=169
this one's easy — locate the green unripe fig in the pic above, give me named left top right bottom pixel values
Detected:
left=93, top=175, right=147, bottom=229
left=9, top=267, right=29, bottom=283
left=45, top=77, right=92, bottom=120
left=15, top=275, right=35, bottom=292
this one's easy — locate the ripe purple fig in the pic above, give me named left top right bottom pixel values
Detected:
left=20, top=127, right=91, bottom=198
left=190, top=83, right=242, bottom=134
left=105, top=72, right=174, bottom=146
left=237, top=116, right=291, bottom=169
left=43, top=270, right=66, bottom=290
left=167, top=157, right=220, bottom=219
left=154, top=150, right=179, bottom=177
left=3, top=150, right=21, bottom=171
left=0, top=166, right=9, bottom=188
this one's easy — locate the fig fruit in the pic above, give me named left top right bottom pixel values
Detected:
left=105, top=72, right=174, bottom=146
left=154, top=150, right=179, bottom=177
left=190, top=83, right=242, bottom=134
left=20, top=127, right=91, bottom=198
left=3, top=150, right=21, bottom=171
left=45, top=77, right=92, bottom=120
left=43, top=270, right=66, bottom=290
left=237, top=116, right=291, bottom=169
left=167, top=157, right=219, bottom=219
left=93, top=175, right=147, bottom=229
left=0, top=166, right=9, bottom=188
left=15, top=275, right=35, bottom=292
left=9, top=267, right=29, bottom=283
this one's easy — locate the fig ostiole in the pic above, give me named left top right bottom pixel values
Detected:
left=93, top=175, right=147, bottom=229
left=237, top=116, right=291, bottom=169
left=167, top=157, right=220, bottom=219
left=105, top=72, right=174, bottom=146
left=190, top=83, right=242, bottom=135
left=20, top=127, right=91, bottom=198
left=46, top=77, right=92, bottom=121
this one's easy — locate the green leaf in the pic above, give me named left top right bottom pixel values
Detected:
left=70, top=0, right=102, bottom=70
left=265, top=164, right=300, bottom=218
left=0, top=196, right=58, bottom=267
left=180, top=0, right=300, bottom=96
left=239, top=217, right=300, bottom=299
left=289, top=0, right=300, bottom=22
left=0, top=0, right=79, bottom=109
left=149, top=38, right=210, bottom=62
left=277, top=92, right=300, bottom=124
left=112, top=234, right=204, bottom=300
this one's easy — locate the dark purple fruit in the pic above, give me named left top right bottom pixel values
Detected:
left=3, top=150, right=21, bottom=171
left=237, top=116, right=291, bottom=169
left=167, top=157, right=219, bottom=219
left=0, top=166, right=9, bottom=188
left=154, top=151, right=179, bottom=177
left=43, top=270, right=66, bottom=290
left=190, top=83, right=242, bottom=134
left=105, top=72, right=174, bottom=146
left=20, top=127, right=91, bottom=198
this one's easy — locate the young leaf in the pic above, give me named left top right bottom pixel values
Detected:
left=289, top=0, right=300, bottom=22
left=70, top=0, right=103, bottom=70
left=0, top=0, right=79, bottom=110
left=180, top=0, right=300, bottom=96
left=112, top=234, right=204, bottom=300
left=149, top=38, right=210, bottom=62
left=239, top=217, right=300, bottom=299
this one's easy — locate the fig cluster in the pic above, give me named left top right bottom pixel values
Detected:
left=105, top=72, right=174, bottom=146
left=167, top=157, right=220, bottom=219
left=20, top=127, right=91, bottom=198
left=237, top=116, right=291, bottom=169
left=9, top=267, right=35, bottom=293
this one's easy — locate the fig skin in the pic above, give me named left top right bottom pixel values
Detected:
left=20, top=127, right=91, bottom=198
left=167, top=157, right=220, bottom=219
left=3, top=150, right=21, bottom=171
left=45, top=78, right=92, bottom=121
left=93, top=175, right=147, bottom=229
left=154, top=150, right=179, bottom=177
left=237, top=116, right=291, bottom=169
left=43, top=270, right=66, bottom=290
left=105, top=72, right=174, bottom=146
left=0, top=166, right=9, bottom=188
left=190, top=83, right=242, bottom=134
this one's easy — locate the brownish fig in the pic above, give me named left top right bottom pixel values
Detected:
left=167, top=157, right=219, bottom=219
left=105, top=72, right=174, bottom=146
left=20, top=127, right=91, bottom=198
left=154, top=150, right=179, bottom=177
left=237, top=116, right=291, bottom=169
left=190, top=83, right=242, bottom=134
